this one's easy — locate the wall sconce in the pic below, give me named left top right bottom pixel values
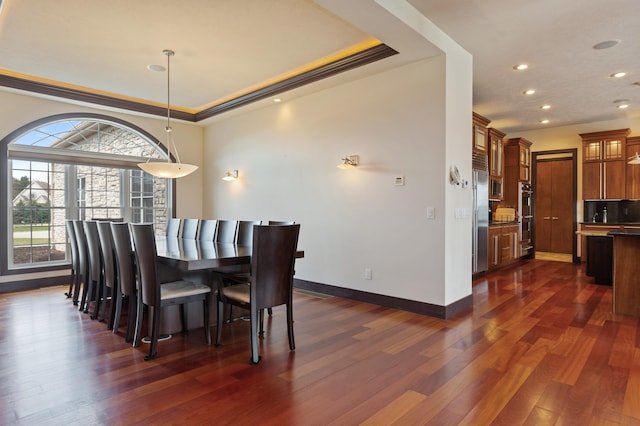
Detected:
left=337, top=155, right=359, bottom=170
left=222, top=170, right=239, bottom=181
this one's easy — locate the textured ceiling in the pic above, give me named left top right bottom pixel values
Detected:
left=1, top=0, right=639, bottom=133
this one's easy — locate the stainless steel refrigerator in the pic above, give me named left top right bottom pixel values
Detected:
left=472, top=164, right=489, bottom=274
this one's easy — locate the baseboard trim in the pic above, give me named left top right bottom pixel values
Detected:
left=294, top=279, right=473, bottom=320
left=0, top=275, right=70, bottom=294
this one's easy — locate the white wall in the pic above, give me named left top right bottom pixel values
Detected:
left=203, top=56, right=470, bottom=306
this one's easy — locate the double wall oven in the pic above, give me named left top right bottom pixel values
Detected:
left=519, top=182, right=534, bottom=256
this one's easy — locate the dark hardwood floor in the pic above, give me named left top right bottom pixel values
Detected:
left=2, top=259, right=640, bottom=425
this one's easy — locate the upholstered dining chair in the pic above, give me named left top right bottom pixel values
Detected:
left=166, top=218, right=181, bottom=238
left=267, top=220, right=295, bottom=225
left=216, top=224, right=300, bottom=364
left=72, top=220, right=90, bottom=312
left=130, top=223, right=212, bottom=360
left=181, top=218, right=199, bottom=239
left=110, top=222, right=138, bottom=342
left=235, top=220, right=261, bottom=246
left=65, top=220, right=80, bottom=304
left=96, top=221, right=118, bottom=328
left=83, top=221, right=103, bottom=319
left=198, top=219, right=217, bottom=241
left=215, top=220, right=238, bottom=243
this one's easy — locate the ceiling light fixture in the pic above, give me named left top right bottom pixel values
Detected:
left=614, top=99, right=630, bottom=109
left=610, top=72, right=627, bottom=78
left=274, top=98, right=281, bottom=103
left=593, top=40, right=621, bottom=50
left=540, top=104, right=551, bottom=110
left=138, top=49, right=198, bottom=179
left=513, top=64, right=528, bottom=71
left=539, top=119, right=550, bottom=124
left=523, top=89, right=536, bottom=95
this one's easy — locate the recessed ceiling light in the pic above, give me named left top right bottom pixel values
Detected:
left=540, top=104, right=551, bottom=110
left=614, top=99, right=630, bottom=109
left=513, top=64, right=528, bottom=71
left=523, top=89, right=536, bottom=95
left=593, top=40, right=621, bottom=50
left=610, top=72, right=626, bottom=78
left=274, top=98, right=281, bottom=103
left=617, top=104, right=629, bottom=109
left=147, top=64, right=165, bottom=72
left=540, top=119, right=550, bottom=124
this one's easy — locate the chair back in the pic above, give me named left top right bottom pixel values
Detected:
left=251, top=224, right=300, bottom=310
left=110, top=222, right=135, bottom=297
left=72, top=220, right=89, bottom=280
left=199, top=219, right=217, bottom=241
left=267, top=220, right=295, bottom=225
left=96, top=221, right=116, bottom=290
left=130, top=223, right=160, bottom=308
left=83, top=221, right=101, bottom=283
left=166, top=218, right=181, bottom=238
left=65, top=220, right=79, bottom=272
left=236, top=220, right=260, bottom=246
left=215, top=220, right=238, bottom=244
left=182, top=219, right=199, bottom=239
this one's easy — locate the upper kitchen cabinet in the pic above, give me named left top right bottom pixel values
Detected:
left=488, top=128, right=505, bottom=200
left=472, top=112, right=490, bottom=154
left=503, top=138, right=533, bottom=206
left=580, top=129, right=630, bottom=200
left=626, top=136, right=640, bottom=199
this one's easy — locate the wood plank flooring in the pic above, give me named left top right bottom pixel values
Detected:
left=2, top=259, right=640, bottom=425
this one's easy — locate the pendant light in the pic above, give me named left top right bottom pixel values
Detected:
left=138, top=49, right=198, bottom=178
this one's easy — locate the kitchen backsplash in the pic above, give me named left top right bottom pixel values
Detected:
left=584, top=200, right=640, bottom=223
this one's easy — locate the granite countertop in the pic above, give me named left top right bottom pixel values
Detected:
left=580, top=222, right=640, bottom=226
left=576, top=229, right=612, bottom=237
left=490, top=221, right=519, bottom=227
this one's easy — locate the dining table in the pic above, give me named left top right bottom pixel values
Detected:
left=152, top=236, right=304, bottom=337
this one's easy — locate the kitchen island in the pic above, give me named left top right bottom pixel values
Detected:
left=608, top=229, right=640, bottom=316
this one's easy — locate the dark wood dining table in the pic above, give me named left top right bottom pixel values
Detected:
left=155, top=237, right=304, bottom=271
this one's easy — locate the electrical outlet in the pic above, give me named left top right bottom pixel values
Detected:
left=364, top=268, right=372, bottom=280
left=426, top=207, right=435, bottom=220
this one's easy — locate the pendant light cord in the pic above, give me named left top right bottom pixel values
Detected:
left=164, top=49, right=181, bottom=164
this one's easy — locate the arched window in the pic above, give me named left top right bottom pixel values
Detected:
left=2, top=113, right=173, bottom=273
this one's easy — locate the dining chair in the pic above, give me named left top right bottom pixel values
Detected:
left=96, top=221, right=118, bottom=328
left=110, top=222, right=138, bottom=342
left=72, top=220, right=90, bottom=312
left=181, top=218, right=199, bottom=239
left=83, top=221, right=104, bottom=319
left=166, top=218, right=181, bottom=238
left=235, top=220, right=261, bottom=246
left=65, top=220, right=80, bottom=304
left=216, top=224, right=300, bottom=364
left=215, top=220, right=238, bottom=243
left=267, top=220, right=295, bottom=225
left=198, top=219, right=217, bottom=241
left=130, top=223, right=212, bottom=360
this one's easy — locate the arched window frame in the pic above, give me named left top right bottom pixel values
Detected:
left=0, top=112, right=176, bottom=276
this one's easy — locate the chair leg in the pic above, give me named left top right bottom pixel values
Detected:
left=65, top=270, right=75, bottom=298
left=287, top=302, right=295, bottom=351
left=215, top=299, right=224, bottom=347
left=85, top=278, right=96, bottom=314
left=145, top=306, right=160, bottom=361
left=112, top=291, right=123, bottom=333
left=91, top=280, right=102, bottom=320
left=71, top=273, right=80, bottom=305
left=133, top=296, right=144, bottom=348
left=203, top=297, right=211, bottom=345
left=79, top=277, right=88, bottom=311
left=180, top=304, right=188, bottom=334
left=228, top=305, right=233, bottom=323
left=259, top=308, right=265, bottom=336
left=249, top=303, right=261, bottom=364
left=125, top=294, right=137, bottom=343
left=267, top=307, right=273, bottom=316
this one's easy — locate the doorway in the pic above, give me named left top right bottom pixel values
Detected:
left=532, top=149, right=578, bottom=262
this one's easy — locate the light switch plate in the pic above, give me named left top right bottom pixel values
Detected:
left=394, top=176, right=405, bottom=186
left=426, top=207, right=435, bottom=219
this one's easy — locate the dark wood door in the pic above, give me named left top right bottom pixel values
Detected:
left=535, top=158, right=574, bottom=254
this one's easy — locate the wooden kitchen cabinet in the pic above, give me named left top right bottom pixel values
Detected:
left=503, top=138, right=533, bottom=206
left=626, top=136, right=640, bottom=199
left=580, top=129, right=629, bottom=200
left=489, top=127, right=505, bottom=200
left=488, top=224, right=520, bottom=270
left=472, top=112, right=490, bottom=154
